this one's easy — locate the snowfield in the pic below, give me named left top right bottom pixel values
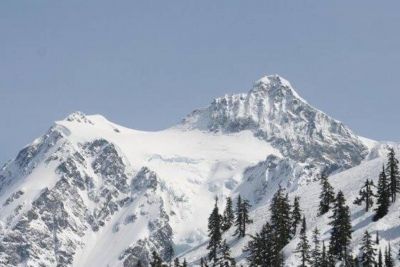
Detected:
left=0, top=75, right=398, bottom=266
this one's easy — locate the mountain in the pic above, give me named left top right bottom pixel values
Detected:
left=180, top=75, right=367, bottom=183
left=0, top=75, right=397, bottom=266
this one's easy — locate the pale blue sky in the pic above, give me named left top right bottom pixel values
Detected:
left=1, top=1, right=400, bottom=163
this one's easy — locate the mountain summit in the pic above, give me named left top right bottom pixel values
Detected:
left=0, top=75, right=394, bottom=267
left=181, top=75, right=367, bottom=180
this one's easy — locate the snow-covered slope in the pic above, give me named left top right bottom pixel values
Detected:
left=0, top=75, right=396, bottom=266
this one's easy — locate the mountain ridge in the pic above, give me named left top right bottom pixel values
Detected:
left=0, top=75, right=396, bottom=266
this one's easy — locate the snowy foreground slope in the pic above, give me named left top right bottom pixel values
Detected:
left=0, top=75, right=398, bottom=266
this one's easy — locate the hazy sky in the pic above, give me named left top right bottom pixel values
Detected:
left=1, top=1, right=400, bottom=163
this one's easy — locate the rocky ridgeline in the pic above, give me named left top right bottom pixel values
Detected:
left=0, top=125, right=174, bottom=266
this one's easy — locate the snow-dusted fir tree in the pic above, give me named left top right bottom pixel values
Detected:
left=318, top=174, right=336, bottom=216
left=271, top=186, right=292, bottom=252
left=310, top=228, right=321, bottom=267
left=244, top=222, right=274, bottom=266
left=291, top=196, right=302, bottom=236
left=220, top=239, right=236, bottom=267
left=353, top=179, right=376, bottom=212
left=373, top=166, right=390, bottom=221
left=328, top=191, right=352, bottom=262
left=320, top=241, right=330, bottom=267
left=384, top=243, right=394, bottom=267
left=207, top=198, right=222, bottom=266
left=233, top=195, right=243, bottom=237
left=241, top=198, right=252, bottom=236
left=377, top=249, right=383, bottom=267
left=386, top=147, right=400, bottom=203
left=359, top=230, right=376, bottom=267
left=222, top=197, right=235, bottom=232
left=295, top=216, right=311, bottom=267
left=233, top=195, right=252, bottom=237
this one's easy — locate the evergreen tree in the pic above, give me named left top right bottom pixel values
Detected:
left=359, top=230, right=376, bottom=267
left=233, top=195, right=243, bottom=237
left=182, top=259, right=187, bottom=267
left=311, top=228, right=321, bottom=267
left=377, top=249, right=383, bottom=267
left=353, top=179, right=376, bottom=212
left=373, top=166, right=390, bottom=221
left=222, top=197, right=235, bottom=232
left=295, top=216, right=311, bottom=267
left=174, top=258, right=180, bottom=267
left=291, top=196, right=302, bottom=236
left=220, top=239, right=236, bottom=267
left=386, top=147, right=400, bottom=203
left=150, top=251, right=163, bottom=267
left=270, top=186, right=292, bottom=252
left=320, top=241, right=329, bottom=267
left=207, top=198, right=222, bottom=266
left=234, top=196, right=252, bottom=237
left=136, top=260, right=143, bottom=267
left=375, top=231, right=379, bottom=245
left=385, top=244, right=394, bottom=267
left=241, top=198, right=252, bottom=237
left=318, top=174, right=336, bottom=216
left=244, top=222, right=275, bottom=266
left=329, top=191, right=352, bottom=261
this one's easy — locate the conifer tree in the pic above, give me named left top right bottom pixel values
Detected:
left=220, top=239, right=236, bottom=267
left=271, top=186, right=292, bottom=251
left=233, top=195, right=243, bottom=237
left=291, top=196, right=302, bottom=236
left=233, top=196, right=252, bottom=237
left=320, top=241, right=329, bottom=267
left=375, top=231, right=379, bottom=245
left=386, top=147, right=400, bottom=203
left=222, top=197, right=235, bottom=232
left=136, top=260, right=143, bottom=267
left=318, top=174, right=336, bottom=216
left=244, top=222, right=274, bottom=266
left=359, top=230, right=376, bottom=267
left=353, top=179, right=376, bottom=212
left=385, top=244, right=394, bottom=267
left=377, top=249, right=383, bottom=267
left=241, top=198, right=252, bottom=236
left=311, top=228, right=321, bottom=267
left=207, top=198, right=222, bottom=266
left=182, top=259, right=187, bottom=267
left=373, top=166, right=390, bottom=221
left=328, top=191, right=352, bottom=261
left=295, top=216, right=311, bottom=267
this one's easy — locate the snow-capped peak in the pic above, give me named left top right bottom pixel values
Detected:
left=252, top=74, right=307, bottom=103
left=180, top=74, right=367, bottom=181
left=0, top=74, right=390, bottom=267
